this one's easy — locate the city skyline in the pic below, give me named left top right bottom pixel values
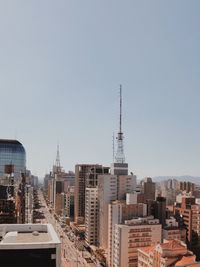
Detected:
left=1, top=1, right=200, bottom=179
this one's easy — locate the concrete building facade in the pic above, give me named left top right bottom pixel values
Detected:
left=162, top=217, right=186, bottom=243
left=85, top=187, right=98, bottom=245
left=143, top=177, right=155, bottom=203
left=0, top=223, right=61, bottom=267
left=74, top=164, right=102, bottom=224
left=113, top=217, right=161, bottom=267
left=108, top=200, right=147, bottom=266
left=174, top=196, right=200, bottom=258
left=98, top=173, right=137, bottom=251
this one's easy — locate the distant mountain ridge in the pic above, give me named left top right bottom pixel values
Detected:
left=153, top=176, right=200, bottom=185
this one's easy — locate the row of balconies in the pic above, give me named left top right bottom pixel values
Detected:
left=129, top=236, right=152, bottom=242
left=128, top=242, right=151, bottom=248
left=129, top=233, right=151, bottom=238
left=129, top=228, right=151, bottom=233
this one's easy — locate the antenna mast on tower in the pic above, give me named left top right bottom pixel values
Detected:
left=112, top=133, right=115, bottom=163
left=115, top=85, right=125, bottom=163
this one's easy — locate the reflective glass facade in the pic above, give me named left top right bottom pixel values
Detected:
left=0, top=139, right=26, bottom=179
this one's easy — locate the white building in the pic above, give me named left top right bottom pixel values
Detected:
left=113, top=217, right=161, bottom=267
left=126, top=192, right=142, bottom=204
left=85, top=187, right=98, bottom=245
left=98, top=174, right=137, bottom=251
left=108, top=200, right=147, bottom=266
left=0, top=223, right=61, bottom=267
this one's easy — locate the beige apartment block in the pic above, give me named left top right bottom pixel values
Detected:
left=174, top=196, right=200, bottom=255
left=85, top=187, right=98, bottom=245
left=98, top=174, right=136, bottom=251
left=112, top=217, right=161, bottom=267
left=108, top=200, right=147, bottom=266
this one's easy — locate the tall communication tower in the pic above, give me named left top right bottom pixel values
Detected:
left=115, top=85, right=125, bottom=163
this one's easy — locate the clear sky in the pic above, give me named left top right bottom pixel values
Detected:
left=1, top=0, right=200, bottom=179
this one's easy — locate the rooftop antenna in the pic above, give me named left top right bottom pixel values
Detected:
left=115, top=84, right=125, bottom=163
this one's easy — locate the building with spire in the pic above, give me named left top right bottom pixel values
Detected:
left=53, top=145, right=62, bottom=175
left=44, top=146, right=75, bottom=218
left=98, top=87, right=137, bottom=255
left=111, top=85, right=128, bottom=176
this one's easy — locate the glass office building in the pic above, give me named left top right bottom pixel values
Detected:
left=0, top=139, right=26, bottom=179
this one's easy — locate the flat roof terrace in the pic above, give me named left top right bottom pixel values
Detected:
left=0, top=224, right=60, bottom=248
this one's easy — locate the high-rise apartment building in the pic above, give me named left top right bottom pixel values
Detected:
left=108, top=200, right=147, bottom=266
left=85, top=187, right=98, bottom=245
left=86, top=166, right=110, bottom=187
left=64, top=186, right=74, bottom=218
left=113, top=217, right=161, bottom=267
left=84, top=165, right=109, bottom=245
left=98, top=173, right=137, bottom=250
left=174, top=196, right=200, bottom=258
left=143, top=177, right=155, bottom=202
left=0, top=139, right=26, bottom=179
left=155, top=196, right=166, bottom=227
left=74, top=164, right=105, bottom=224
left=0, top=183, right=16, bottom=223
left=180, top=181, right=195, bottom=193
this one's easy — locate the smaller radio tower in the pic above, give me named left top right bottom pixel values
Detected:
left=55, top=144, right=61, bottom=174
left=115, top=85, right=125, bottom=163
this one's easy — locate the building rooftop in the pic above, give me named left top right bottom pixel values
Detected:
left=2, top=232, right=51, bottom=244
left=138, top=240, right=199, bottom=266
left=124, top=216, right=160, bottom=226
left=0, top=139, right=23, bottom=145
left=0, top=224, right=60, bottom=247
left=138, top=246, right=154, bottom=254
left=175, top=255, right=199, bottom=266
left=161, top=239, right=187, bottom=250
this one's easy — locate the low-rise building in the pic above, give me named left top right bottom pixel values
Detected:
left=0, top=223, right=61, bottom=267
left=138, top=239, right=198, bottom=267
left=162, top=217, right=186, bottom=243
